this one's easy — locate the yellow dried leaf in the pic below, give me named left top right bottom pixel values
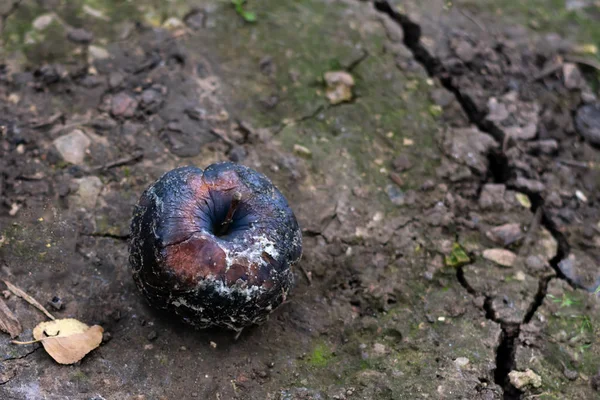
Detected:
left=324, top=71, right=354, bottom=105
left=33, top=318, right=90, bottom=340
left=515, top=192, right=531, bottom=209
left=574, top=44, right=598, bottom=56
left=39, top=325, right=103, bottom=364
left=17, top=318, right=103, bottom=365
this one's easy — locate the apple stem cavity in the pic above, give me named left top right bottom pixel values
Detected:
left=219, top=192, right=242, bottom=236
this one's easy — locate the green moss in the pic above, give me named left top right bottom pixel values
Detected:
left=70, top=370, right=88, bottom=382
left=158, top=354, right=169, bottom=366
left=306, top=341, right=334, bottom=367
left=95, top=215, right=122, bottom=236
left=444, top=243, right=471, bottom=268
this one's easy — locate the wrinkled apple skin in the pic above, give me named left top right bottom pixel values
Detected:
left=129, top=162, right=302, bottom=331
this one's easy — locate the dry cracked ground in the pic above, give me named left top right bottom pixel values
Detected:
left=0, top=0, right=599, bottom=399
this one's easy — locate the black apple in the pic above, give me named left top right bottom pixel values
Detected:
left=129, top=162, right=302, bottom=331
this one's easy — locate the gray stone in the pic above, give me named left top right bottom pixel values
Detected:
left=575, top=103, right=600, bottom=147
left=557, top=251, right=600, bottom=291
left=67, top=28, right=94, bottom=45
left=53, top=130, right=91, bottom=165
left=392, top=154, right=412, bottom=172
left=111, top=92, right=138, bottom=118
left=483, top=248, right=517, bottom=267
left=485, top=92, right=540, bottom=141
left=108, top=72, right=124, bottom=89
left=88, top=45, right=110, bottom=62
left=513, top=177, right=545, bottom=193
left=443, top=127, right=497, bottom=175
left=563, top=63, right=583, bottom=90
left=479, top=184, right=506, bottom=210
left=70, top=176, right=103, bottom=210
left=525, top=139, right=558, bottom=155
left=386, top=184, right=405, bottom=206
left=32, top=14, right=55, bottom=31
left=486, top=223, right=523, bottom=246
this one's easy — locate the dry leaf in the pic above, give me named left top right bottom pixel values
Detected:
left=39, top=326, right=104, bottom=364
left=3, top=280, right=55, bottom=320
left=0, top=298, right=21, bottom=338
left=15, top=318, right=103, bottom=365
left=324, top=71, right=354, bottom=105
left=33, top=318, right=89, bottom=340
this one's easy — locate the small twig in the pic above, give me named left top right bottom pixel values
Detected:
left=298, top=264, right=312, bottom=285
left=234, top=329, right=243, bottom=341
left=457, top=8, right=486, bottom=32
left=388, top=172, right=404, bottom=187
left=209, top=128, right=236, bottom=148
left=564, top=55, right=600, bottom=72
left=557, top=159, right=595, bottom=169
left=90, top=150, right=144, bottom=172
left=30, top=113, right=64, bottom=129
left=4, top=280, right=55, bottom=320
left=529, top=62, right=563, bottom=83
left=11, top=338, right=42, bottom=345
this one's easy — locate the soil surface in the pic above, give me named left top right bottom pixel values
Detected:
left=0, top=0, right=599, bottom=399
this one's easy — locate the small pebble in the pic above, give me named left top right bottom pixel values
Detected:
left=33, top=14, right=55, bottom=31
left=111, top=92, right=138, bottom=118
left=454, top=357, right=470, bottom=367
left=53, top=129, right=91, bottom=165
left=49, top=296, right=63, bottom=310
left=293, top=144, right=312, bottom=158
left=372, top=343, right=386, bottom=355
left=102, top=332, right=112, bottom=343
left=88, top=45, right=110, bottom=62
left=392, top=154, right=412, bottom=172
left=257, top=370, right=268, bottom=378
left=483, top=248, right=517, bottom=267
left=67, top=28, right=94, bottom=44
left=514, top=271, right=526, bottom=281
left=509, top=369, right=542, bottom=389
left=575, top=190, right=588, bottom=203
left=147, top=331, right=158, bottom=341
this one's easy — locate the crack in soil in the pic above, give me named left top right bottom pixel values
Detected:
left=0, top=346, right=40, bottom=386
left=83, top=232, right=131, bottom=241
left=2, top=345, right=40, bottom=364
left=458, top=263, right=522, bottom=398
left=274, top=51, right=369, bottom=135
left=371, top=1, right=579, bottom=398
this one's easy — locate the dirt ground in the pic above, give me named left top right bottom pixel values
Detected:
left=0, top=0, right=599, bottom=399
